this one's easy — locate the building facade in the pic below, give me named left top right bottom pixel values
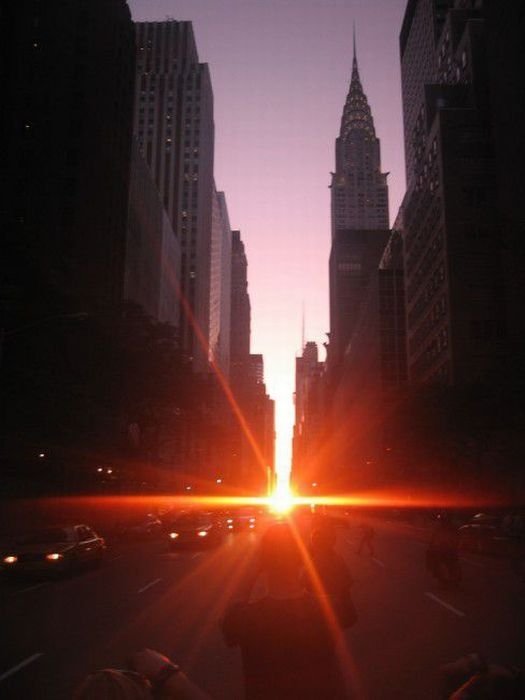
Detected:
left=292, top=342, right=325, bottom=493
left=133, top=21, right=215, bottom=370
left=125, top=139, right=180, bottom=326
left=329, top=39, right=391, bottom=371
left=331, top=42, right=390, bottom=236
left=400, top=1, right=509, bottom=384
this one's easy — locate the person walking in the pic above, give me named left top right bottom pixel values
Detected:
left=222, top=522, right=346, bottom=699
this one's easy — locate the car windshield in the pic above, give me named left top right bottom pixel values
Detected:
left=17, top=528, right=73, bottom=544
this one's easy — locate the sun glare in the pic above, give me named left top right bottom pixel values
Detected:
left=269, top=479, right=294, bottom=514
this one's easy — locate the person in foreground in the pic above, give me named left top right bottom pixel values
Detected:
left=222, top=522, right=347, bottom=699
left=74, top=648, right=211, bottom=699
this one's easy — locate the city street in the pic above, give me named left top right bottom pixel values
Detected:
left=1, top=517, right=524, bottom=699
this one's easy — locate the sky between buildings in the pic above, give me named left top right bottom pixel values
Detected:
left=128, top=0, right=408, bottom=479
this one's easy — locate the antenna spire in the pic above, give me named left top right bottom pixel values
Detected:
left=301, top=302, right=305, bottom=351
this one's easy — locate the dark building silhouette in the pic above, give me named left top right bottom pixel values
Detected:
left=125, top=139, right=180, bottom=325
left=1, top=0, right=135, bottom=323
left=399, top=0, right=518, bottom=384
left=227, top=233, right=274, bottom=492
left=0, top=0, right=136, bottom=492
left=329, top=229, right=407, bottom=489
left=400, top=0, right=455, bottom=188
left=292, top=342, right=324, bottom=493
left=230, top=230, right=251, bottom=382
left=329, top=228, right=391, bottom=371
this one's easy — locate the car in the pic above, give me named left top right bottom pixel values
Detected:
left=1, top=524, right=106, bottom=577
left=224, top=507, right=258, bottom=532
left=166, top=512, right=222, bottom=548
left=458, top=513, right=510, bottom=555
left=116, top=513, right=163, bottom=540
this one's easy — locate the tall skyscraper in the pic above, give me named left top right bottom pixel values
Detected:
left=216, top=191, right=232, bottom=377
left=125, top=139, right=180, bottom=326
left=399, top=1, right=510, bottom=384
left=1, top=0, right=135, bottom=321
left=400, top=0, right=454, bottom=188
left=331, top=38, right=390, bottom=236
left=230, top=230, right=251, bottom=385
left=133, top=21, right=215, bottom=369
left=329, top=37, right=391, bottom=369
left=292, top=342, right=324, bottom=492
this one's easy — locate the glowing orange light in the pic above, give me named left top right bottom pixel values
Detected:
left=46, top=553, right=63, bottom=561
left=3, top=555, right=17, bottom=564
left=169, top=532, right=179, bottom=539
left=198, top=531, right=208, bottom=537
left=269, top=480, right=294, bottom=514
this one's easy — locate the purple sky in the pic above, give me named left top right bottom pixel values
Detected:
left=128, top=0, right=408, bottom=477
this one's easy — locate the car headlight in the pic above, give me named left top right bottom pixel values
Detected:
left=198, top=531, right=208, bottom=537
left=3, top=555, right=17, bottom=564
left=46, top=553, right=64, bottom=561
left=249, top=518, right=256, bottom=523
left=169, top=532, right=179, bottom=539
left=227, top=519, right=233, bottom=524
left=228, top=525, right=233, bottom=529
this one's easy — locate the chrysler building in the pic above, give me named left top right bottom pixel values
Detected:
left=331, top=37, right=390, bottom=235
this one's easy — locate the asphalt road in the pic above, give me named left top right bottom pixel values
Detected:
left=1, top=517, right=524, bottom=699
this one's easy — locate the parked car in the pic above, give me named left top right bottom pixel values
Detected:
left=116, top=513, right=163, bottom=540
left=1, top=524, right=106, bottom=576
left=166, top=511, right=222, bottom=548
left=458, top=513, right=510, bottom=556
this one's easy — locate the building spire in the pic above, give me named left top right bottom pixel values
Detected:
left=352, top=21, right=359, bottom=81
left=339, top=21, right=375, bottom=141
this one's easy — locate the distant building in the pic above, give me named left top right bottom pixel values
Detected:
left=249, top=354, right=265, bottom=385
left=292, top=342, right=325, bottom=493
left=133, top=21, right=216, bottom=370
left=330, top=39, right=390, bottom=236
left=216, top=191, right=232, bottom=377
left=328, top=37, right=391, bottom=371
left=329, top=228, right=391, bottom=371
left=230, top=230, right=251, bottom=386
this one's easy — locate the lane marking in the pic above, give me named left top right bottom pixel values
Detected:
left=0, top=653, right=43, bottom=683
left=425, top=592, right=466, bottom=618
left=137, top=578, right=162, bottom=594
left=372, top=557, right=385, bottom=567
left=19, top=583, right=48, bottom=594
left=191, top=553, right=202, bottom=560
